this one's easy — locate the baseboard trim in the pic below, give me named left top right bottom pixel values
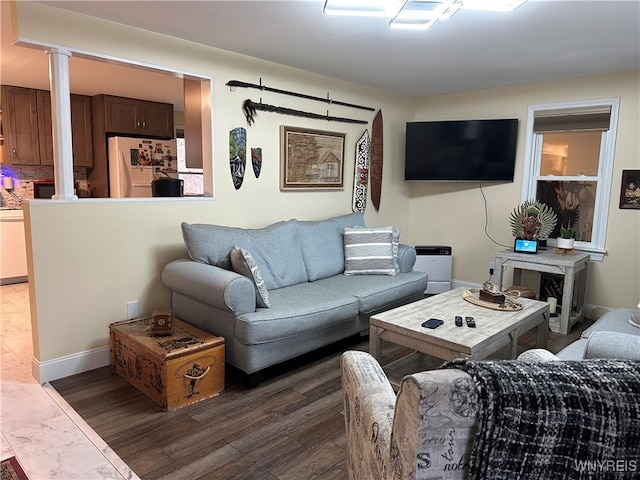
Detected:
left=32, top=346, right=111, bottom=384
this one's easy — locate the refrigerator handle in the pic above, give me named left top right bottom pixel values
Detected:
left=120, top=150, right=133, bottom=197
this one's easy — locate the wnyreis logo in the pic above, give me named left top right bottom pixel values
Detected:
left=573, top=459, right=638, bottom=473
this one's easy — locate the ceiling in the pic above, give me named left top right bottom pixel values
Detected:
left=2, top=0, right=639, bottom=99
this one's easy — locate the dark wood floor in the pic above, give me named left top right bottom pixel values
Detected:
left=51, top=320, right=593, bottom=480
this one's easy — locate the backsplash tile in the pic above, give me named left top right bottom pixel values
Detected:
left=0, top=165, right=88, bottom=209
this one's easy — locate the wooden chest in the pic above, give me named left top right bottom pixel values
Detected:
left=109, top=317, right=224, bottom=411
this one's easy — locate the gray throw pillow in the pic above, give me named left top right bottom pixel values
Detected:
left=343, top=226, right=399, bottom=275
left=230, top=246, right=271, bottom=308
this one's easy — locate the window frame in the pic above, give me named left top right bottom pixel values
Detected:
left=520, top=98, right=620, bottom=261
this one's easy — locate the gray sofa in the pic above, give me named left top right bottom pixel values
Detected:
left=556, top=307, right=640, bottom=360
left=161, top=212, right=428, bottom=385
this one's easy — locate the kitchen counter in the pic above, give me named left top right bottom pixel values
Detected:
left=0, top=208, right=24, bottom=219
left=1, top=208, right=28, bottom=284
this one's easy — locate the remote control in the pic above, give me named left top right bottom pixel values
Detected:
left=465, top=316, right=476, bottom=328
left=455, top=315, right=463, bottom=327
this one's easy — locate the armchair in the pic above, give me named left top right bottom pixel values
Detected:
left=341, top=350, right=640, bottom=480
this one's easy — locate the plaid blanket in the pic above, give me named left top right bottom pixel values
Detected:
left=443, top=359, right=640, bottom=479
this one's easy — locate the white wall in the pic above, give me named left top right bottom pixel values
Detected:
left=15, top=2, right=414, bottom=381
left=408, top=71, right=640, bottom=309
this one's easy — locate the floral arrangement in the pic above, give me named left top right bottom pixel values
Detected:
left=509, top=200, right=558, bottom=241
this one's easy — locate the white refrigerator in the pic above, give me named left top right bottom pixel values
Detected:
left=108, top=136, right=178, bottom=198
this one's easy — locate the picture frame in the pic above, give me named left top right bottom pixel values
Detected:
left=280, top=126, right=345, bottom=190
left=619, top=169, right=640, bottom=209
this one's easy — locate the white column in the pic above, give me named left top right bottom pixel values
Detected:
left=45, top=47, right=77, bottom=200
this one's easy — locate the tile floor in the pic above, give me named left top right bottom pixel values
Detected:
left=1, top=282, right=139, bottom=480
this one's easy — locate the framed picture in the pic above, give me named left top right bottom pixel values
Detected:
left=619, top=169, right=640, bottom=209
left=280, top=126, right=345, bottom=190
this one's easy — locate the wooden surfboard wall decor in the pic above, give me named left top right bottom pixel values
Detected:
left=370, top=109, right=383, bottom=211
left=352, top=130, right=370, bottom=213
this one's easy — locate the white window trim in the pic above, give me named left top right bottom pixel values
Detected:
left=521, top=98, right=620, bottom=262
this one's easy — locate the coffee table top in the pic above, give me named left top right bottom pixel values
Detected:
left=370, top=287, right=549, bottom=358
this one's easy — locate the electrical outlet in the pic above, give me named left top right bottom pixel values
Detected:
left=488, top=261, right=495, bottom=271
left=126, top=301, right=138, bottom=320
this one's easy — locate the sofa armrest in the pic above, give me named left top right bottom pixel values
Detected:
left=398, top=244, right=417, bottom=273
left=584, top=331, right=640, bottom=360
left=392, top=369, right=477, bottom=479
left=341, top=351, right=396, bottom=480
left=161, top=259, right=257, bottom=315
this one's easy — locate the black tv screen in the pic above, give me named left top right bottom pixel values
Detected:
left=404, top=119, right=518, bottom=182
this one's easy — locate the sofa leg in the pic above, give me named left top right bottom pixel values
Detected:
left=244, top=372, right=262, bottom=389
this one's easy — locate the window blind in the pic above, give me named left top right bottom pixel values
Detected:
left=533, top=105, right=612, bottom=133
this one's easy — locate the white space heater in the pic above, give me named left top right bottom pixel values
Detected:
left=413, top=246, right=453, bottom=295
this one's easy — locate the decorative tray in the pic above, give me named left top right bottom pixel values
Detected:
left=462, top=289, right=523, bottom=311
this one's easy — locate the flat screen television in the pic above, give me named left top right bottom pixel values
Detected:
left=404, top=119, right=518, bottom=182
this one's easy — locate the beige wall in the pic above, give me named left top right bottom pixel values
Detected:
left=14, top=4, right=639, bottom=381
left=15, top=3, right=414, bottom=369
left=409, top=71, right=640, bottom=308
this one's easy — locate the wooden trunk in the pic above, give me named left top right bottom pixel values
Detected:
left=109, top=318, right=224, bottom=411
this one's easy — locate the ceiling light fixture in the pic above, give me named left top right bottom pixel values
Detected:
left=323, top=0, right=527, bottom=30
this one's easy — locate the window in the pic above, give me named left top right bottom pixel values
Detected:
left=521, top=98, right=620, bottom=260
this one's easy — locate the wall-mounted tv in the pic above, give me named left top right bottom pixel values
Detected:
left=404, top=119, right=519, bottom=182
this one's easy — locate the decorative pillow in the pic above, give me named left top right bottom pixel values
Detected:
left=343, top=226, right=399, bottom=275
left=229, top=247, right=271, bottom=308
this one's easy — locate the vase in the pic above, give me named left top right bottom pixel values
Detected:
left=557, top=238, right=575, bottom=249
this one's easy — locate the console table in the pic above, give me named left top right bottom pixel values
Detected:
left=494, top=249, right=589, bottom=335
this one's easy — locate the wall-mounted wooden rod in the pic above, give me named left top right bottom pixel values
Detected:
left=242, top=99, right=368, bottom=125
left=227, top=79, right=375, bottom=112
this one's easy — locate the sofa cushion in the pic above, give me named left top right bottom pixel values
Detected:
left=234, top=283, right=359, bottom=344
left=298, top=212, right=365, bottom=281
left=315, top=271, right=428, bottom=314
left=182, top=220, right=308, bottom=290
left=581, top=308, right=638, bottom=339
left=344, top=226, right=399, bottom=276
left=230, top=247, right=270, bottom=308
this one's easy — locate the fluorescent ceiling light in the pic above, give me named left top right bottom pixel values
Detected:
left=323, top=0, right=526, bottom=30
left=390, top=0, right=457, bottom=30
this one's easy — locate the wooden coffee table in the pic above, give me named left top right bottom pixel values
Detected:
left=370, top=287, right=549, bottom=366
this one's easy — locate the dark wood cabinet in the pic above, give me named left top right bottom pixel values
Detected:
left=70, top=95, right=94, bottom=167
left=1, top=86, right=40, bottom=165
left=36, top=90, right=54, bottom=165
left=99, top=95, right=174, bottom=138
left=1, top=86, right=93, bottom=167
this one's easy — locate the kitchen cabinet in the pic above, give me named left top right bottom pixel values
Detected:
left=1, top=86, right=93, bottom=167
left=70, top=95, right=94, bottom=167
left=97, top=95, right=174, bottom=138
left=1, top=85, right=40, bottom=165
left=90, top=94, right=174, bottom=198
left=0, top=210, right=28, bottom=284
left=36, top=90, right=54, bottom=165
left=36, top=91, right=94, bottom=167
